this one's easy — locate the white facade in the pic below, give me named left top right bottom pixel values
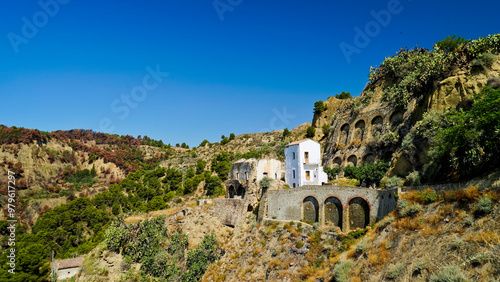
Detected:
left=57, top=267, right=81, bottom=280
left=284, top=139, right=328, bottom=188
left=229, top=158, right=284, bottom=183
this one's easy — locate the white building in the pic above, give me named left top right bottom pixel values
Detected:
left=284, top=139, right=328, bottom=188
left=229, top=158, right=284, bottom=183
left=54, top=257, right=84, bottom=280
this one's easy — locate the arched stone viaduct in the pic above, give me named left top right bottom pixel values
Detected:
left=267, top=185, right=397, bottom=231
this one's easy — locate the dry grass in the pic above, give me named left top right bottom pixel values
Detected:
left=465, top=230, right=500, bottom=244
left=330, top=177, right=359, bottom=186
left=366, top=244, right=390, bottom=269
left=395, top=216, right=423, bottom=230
left=252, top=247, right=261, bottom=257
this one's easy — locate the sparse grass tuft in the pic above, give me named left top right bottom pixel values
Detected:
left=429, top=265, right=469, bottom=282
left=386, top=263, right=405, bottom=279
left=450, top=238, right=465, bottom=250
left=333, top=260, right=354, bottom=282
left=397, top=200, right=423, bottom=217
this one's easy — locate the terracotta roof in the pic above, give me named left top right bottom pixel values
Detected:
left=284, top=138, right=317, bottom=147
left=55, top=257, right=84, bottom=270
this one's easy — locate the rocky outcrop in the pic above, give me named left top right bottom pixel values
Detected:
left=320, top=57, right=500, bottom=179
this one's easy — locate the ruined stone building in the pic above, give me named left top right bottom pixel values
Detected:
left=284, top=139, right=328, bottom=188
left=213, top=158, right=284, bottom=227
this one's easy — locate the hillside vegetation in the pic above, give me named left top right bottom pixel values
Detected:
left=0, top=34, right=499, bottom=281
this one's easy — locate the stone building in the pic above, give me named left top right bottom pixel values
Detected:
left=284, top=139, right=328, bottom=188
left=214, top=158, right=284, bottom=227
left=54, top=257, right=84, bottom=280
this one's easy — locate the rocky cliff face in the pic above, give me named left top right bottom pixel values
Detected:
left=317, top=55, right=500, bottom=180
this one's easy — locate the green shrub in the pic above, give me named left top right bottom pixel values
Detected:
left=259, top=177, right=272, bottom=189
left=387, top=263, right=405, bottom=279
left=475, top=196, right=493, bottom=215
left=220, top=137, right=230, bottom=145
left=422, top=87, right=500, bottom=182
left=412, top=261, right=427, bottom=274
left=181, top=234, right=219, bottom=281
left=405, top=171, right=421, bottom=186
left=333, top=260, right=353, bottom=282
left=464, top=215, right=474, bottom=226
left=343, top=161, right=390, bottom=187
left=65, top=168, right=98, bottom=189
left=199, top=140, right=209, bottom=147
left=295, top=241, right=304, bottom=248
left=450, top=239, right=465, bottom=250
left=354, top=240, right=367, bottom=253
left=335, top=91, right=351, bottom=99
left=398, top=200, right=423, bottom=217
left=473, top=52, right=497, bottom=69
left=306, top=126, right=316, bottom=138
left=314, top=100, right=327, bottom=114
left=324, top=167, right=340, bottom=180
left=434, top=34, right=467, bottom=53
left=385, top=176, right=404, bottom=188
left=430, top=265, right=469, bottom=282
left=416, top=189, right=442, bottom=204
left=322, top=123, right=330, bottom=136
left=282, top=128, right=291, bottom=138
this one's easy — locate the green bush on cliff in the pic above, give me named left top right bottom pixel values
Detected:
left=306, top=126, right=316, bottom=138
left=423, top=86, right=500, bottom=181
left=368, top=34, right=500, bottom=109
left=343, top=161, right=389, bottom=187
left=434, top=34, right=467, bottom=53
left=314, top=100, right=327, bottom=114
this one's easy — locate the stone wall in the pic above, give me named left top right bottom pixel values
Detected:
left=212, top=198, right=246, bottom=227
left=267, top=185, right=397, bottom=231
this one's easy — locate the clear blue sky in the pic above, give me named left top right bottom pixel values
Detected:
left=1, top=0, right=498, bottom=147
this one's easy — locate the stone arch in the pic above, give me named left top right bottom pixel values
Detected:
left=340, top=123, right=350, bottom=145
left=390, top=111, right=404, bottom=130
left=303, top=196, right=319, bottom=223
left=371, top=115, right=384, bottom=138
left=363, top=153, right=375, bottom=163
left=324, top=196, right=343, bottom=230
left=228, top=185, right=235, bottom=198
left=354, top=120, right=366, bottom=141
left=347, top=155, right=358, bottom=167
left=349, top=197, right=370, bottom=229
left=333, top=157, right=342, bottom=168
left=236, top=186, right=245, bottom=199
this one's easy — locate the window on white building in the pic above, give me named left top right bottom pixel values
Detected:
left=293, top=169, right=296, bottom=179
left=305, top=152, right=309, bottom=163
left=306, top=171, right=310, bottom=181
left=293, top=183, right=296, bottom=188
left=293, top=152, right=295, bottom=159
